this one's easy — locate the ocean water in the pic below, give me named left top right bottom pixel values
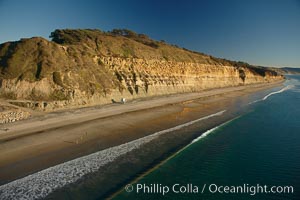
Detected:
left=2, top=77, right=298, bottom=200
left=113, top=75, right=300, bottom=200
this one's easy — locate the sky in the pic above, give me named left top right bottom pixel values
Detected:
left=0, top=0, right=299, bottom=67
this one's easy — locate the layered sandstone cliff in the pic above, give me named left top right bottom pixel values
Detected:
left=0, top=29, right=283, bottom=111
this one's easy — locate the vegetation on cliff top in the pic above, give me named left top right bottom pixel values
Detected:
left=48, top=29, right=283, bottom=76
left=0, top=28, right=281, bottom=101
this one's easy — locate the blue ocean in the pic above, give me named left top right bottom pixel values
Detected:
left=114, top=75, right=300, bottom=199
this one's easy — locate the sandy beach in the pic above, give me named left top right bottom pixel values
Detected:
left=0, top=81, right=284, bottom=198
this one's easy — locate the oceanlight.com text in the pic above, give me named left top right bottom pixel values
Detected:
left=208, top=183, right=294, bottom=196
left=124, top=183, right=294, bottom=196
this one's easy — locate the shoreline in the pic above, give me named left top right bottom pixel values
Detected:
left=0, top=81, right=283, bottom=141
left=109, top=115, right=240, bottom=199
left=0, top=81, right=284, bottom=199
left=1, top=110, right=229, bottom=200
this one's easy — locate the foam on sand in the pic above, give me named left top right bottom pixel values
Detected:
left=0, top=110, right=226, bottom=200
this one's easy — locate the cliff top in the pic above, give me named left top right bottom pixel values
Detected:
left=0, top=28, right=283, bottom=105
left=0, top=28, right=277, bottom=81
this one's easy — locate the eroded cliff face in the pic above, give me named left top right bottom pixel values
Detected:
left=0, top=29, right=283, bottom=111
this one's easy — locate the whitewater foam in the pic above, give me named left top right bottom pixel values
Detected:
left=0, top=110, right=226, bottom=200
left=160, top=117, right=239, bottom=163
left=191, top=116, right=240, bottom=144
left=262, top=85, right=293, bottom=100
left=248, top=85, right=293, bottom=105
left=191, top=126, right=221, bottom=143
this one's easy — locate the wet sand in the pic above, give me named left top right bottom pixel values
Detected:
left=0, top=82, right=283, bottom=189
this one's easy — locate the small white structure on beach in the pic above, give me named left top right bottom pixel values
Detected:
left=121, top=98, right=126, bottom=104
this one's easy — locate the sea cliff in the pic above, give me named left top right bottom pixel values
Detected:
left=0, top=29, right=283, bottom=111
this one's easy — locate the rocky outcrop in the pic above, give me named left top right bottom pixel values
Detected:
left=0, top=29, right=283, bottom=111
left=0, top=109, right=30, bottom=124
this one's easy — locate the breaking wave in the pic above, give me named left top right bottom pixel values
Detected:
left=248, top=85, right=293, bottom=105
left=160, top=116, right=239, bottom=163
left=0, top=110, right=226, bottom=200
left=191, top=125, right=222, bottom=143
left=262, top=85, right=293, bottom=100
left=191, top=116, right=238, bottom=144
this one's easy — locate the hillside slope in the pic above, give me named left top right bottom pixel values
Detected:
left=0, top=29, right=283, bottom=111
left=270, top=67, right=300, bottom=75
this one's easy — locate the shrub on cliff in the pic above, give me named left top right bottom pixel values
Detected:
left=50, top=29, right=103, bottom=44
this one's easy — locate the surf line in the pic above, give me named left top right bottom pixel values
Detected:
left=262, top=85, right=293, bottom=100
left=164, top=116, right=239, bottom=159
left=110, top=115, right=240, bottom=199
left=248, top=85, right=293, bottom=105
left=0, top=110, right=226, bottom=200
left=181, top=115, right=240, bottom=152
